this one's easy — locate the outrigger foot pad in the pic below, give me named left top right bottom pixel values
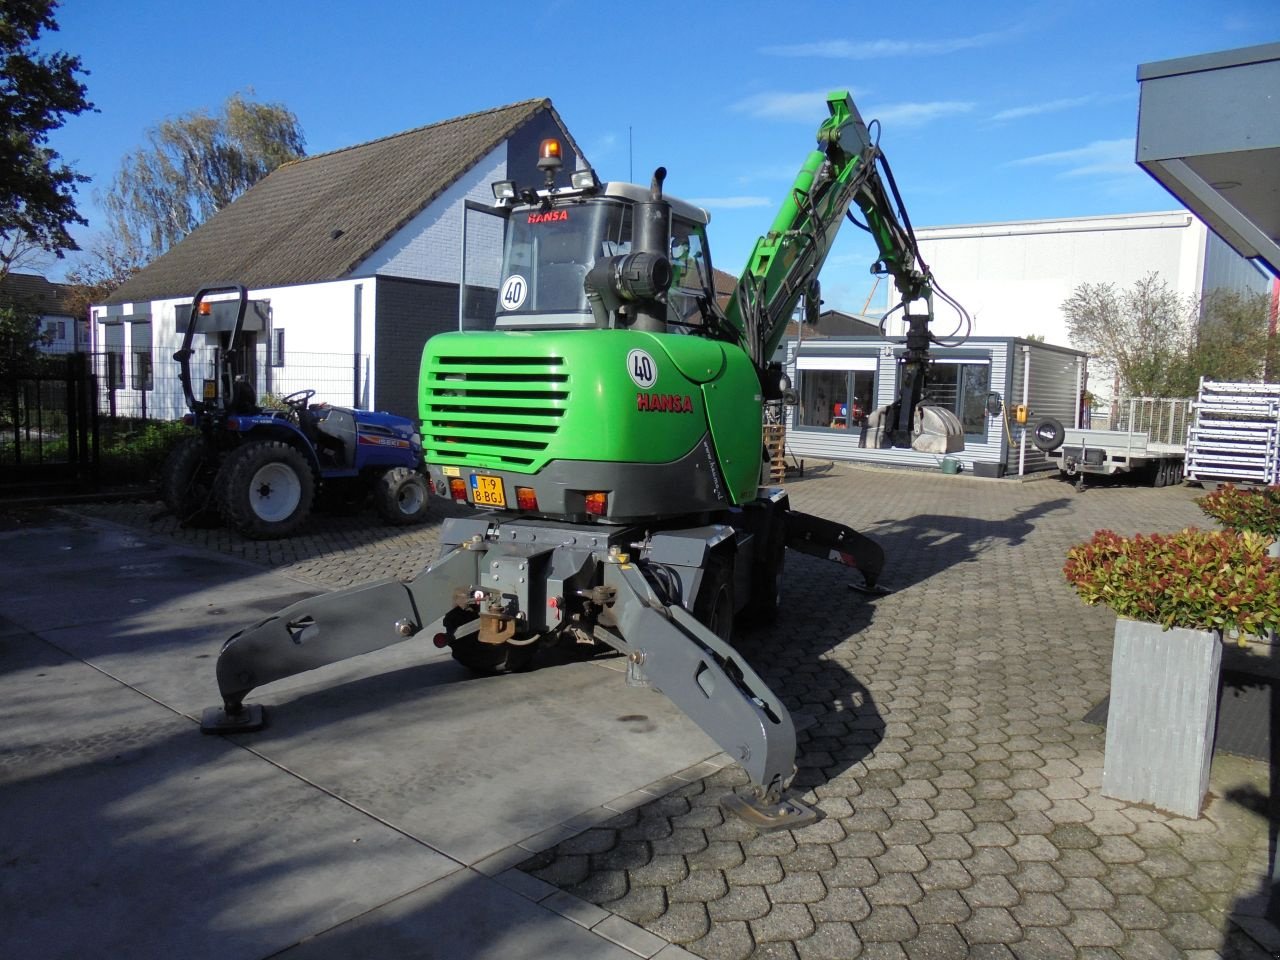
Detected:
left=849, top=581, right=891, bottom=597
left=720, top=791, right=820, bottom=832
left=200, top=703, right=266, bottom=734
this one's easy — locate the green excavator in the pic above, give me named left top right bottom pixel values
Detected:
left=201, top=91, right=964, bottom=828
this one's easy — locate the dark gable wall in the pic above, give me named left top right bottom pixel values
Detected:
left=508, top=109, right=582, bottom=186
left=374, top=277, right=458, bottom=423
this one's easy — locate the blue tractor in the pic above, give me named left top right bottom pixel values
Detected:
left=159, top=284, right=431, bottom=539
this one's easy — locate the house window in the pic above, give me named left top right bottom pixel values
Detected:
left=270, top=328, right=285, bottom=367
left=131, top=322, right=153, bottom=391
left=920, top=360, right=991, bottom=437
left=103, top=323, right=125, bottom=391
left=795, top=357, right=877, bottom=431
left=44, top=320, right=66, bottom=341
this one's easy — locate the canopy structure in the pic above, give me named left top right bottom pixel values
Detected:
left=1137, top=42, right=1280, bottom=277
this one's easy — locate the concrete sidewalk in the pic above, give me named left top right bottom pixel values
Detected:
left=6, top=463, right=1280, bottom=958
left=0, top=509, right=719, bottom=959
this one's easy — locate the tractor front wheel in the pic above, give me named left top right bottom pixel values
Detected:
left=374, top=467, right=431, bottom=525
left=159, top=435, right=220, bottom=527
left=219, top=441, right=315, bottom=540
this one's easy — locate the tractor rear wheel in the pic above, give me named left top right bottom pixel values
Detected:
left=374, top=467, right=431, bottom=525
left=219, top=441, right=315, bottom=540
left=159, top=435, right=220, bottom=527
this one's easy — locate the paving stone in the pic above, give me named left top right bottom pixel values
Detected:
left=1147, top=877, right=1208, bottom=913
left=707, top=884, right=772, bottom=922
left=1056, top=848, right=1107, bottom=878
left=1101, top=863, right=1156, bottom=896
left=966, top=946, right=1017, bottom=960
left=1185, top=858, right=1238, bottom=895
left=568, top=867, right=629, bottom=903
left=667, top=869, right=729, bottom=904
left=1009, top=891, right=1070, bottom=927
left=769, top=871, right=827, bottom=904
left=917, top=858, right=973, bottom=892
left=1048, top=821, right=1101, bottom=850
left=1009, top=862, right=1067, bottom=894
left=881, top=820, right=932, bottom=847
left=960, top=906, right=1023, bottom=945
left=1011, top=925, right=1076, bottom=959
left=967, top=822, right=1017, bottom=848
left=809, top=886, right=871, bottom=923
left=750, top=902, right=817, bottom=943
left=1163, top=910, right=1228, bottom=950
left=856, top=904, right=919, bottom=943
left=824, top=855, right=878, bottom=888
left=686, top=920, right=755, bottom=960
left=606, top=884, right=669, bottom=924
left=960, top=874, right=1019, bottom=908
left=648, top=901, right=711, bottom=944
left=686, top=841, right=746, bottom=872
left=793, top=817, right=847, bottom=844
left=872, top=845, right=927, bottom=874
left=1058, top=876, right=1116, bottom=910
left=908, top=889, right=971, bottom=925
left=781, top=844, right=837, bottom=873
left=630, top=853, right=691, bottom=887
left=745, top=832, right=799, bottom=857
left=902, top=923, right=969, bottom=960
left=919, top=832, right=973, bottom=861
left=1061, top=909, right=1125, bottom=947
left=1137, top=847, right=1194, bottom=879
left=726, top=856, right=784, bottom=886
left=860, top=943, right=908, bottom=960
left=1094, top=834, right=1144, bottom=864
left=1115, top=929, right=1184, bottom=960
left=796, top=921, right=862, bottom=960
left=1009, top=835, right=1058, bottom=862
left=832, top=831, right=886, bottom=859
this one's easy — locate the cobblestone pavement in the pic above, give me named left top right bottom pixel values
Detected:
left=73, top=465, right=1279, bottom=958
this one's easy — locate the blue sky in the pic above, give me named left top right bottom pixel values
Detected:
left=38, top=0, right=1276, bottom=312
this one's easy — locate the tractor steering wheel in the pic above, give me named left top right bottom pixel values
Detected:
left=282, top=389, right=316, bottom=411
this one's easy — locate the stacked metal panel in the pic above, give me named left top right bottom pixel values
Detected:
left=1184, top=380, right=1280, bottom=485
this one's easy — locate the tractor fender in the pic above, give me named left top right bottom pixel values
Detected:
left=239, top=421, right=323, bottom=475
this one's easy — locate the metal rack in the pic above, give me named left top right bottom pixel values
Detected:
left=1184, top=380, right=1280, bottom=486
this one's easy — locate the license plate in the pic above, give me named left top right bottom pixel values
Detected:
left=470, top=474, right=506, bottom=507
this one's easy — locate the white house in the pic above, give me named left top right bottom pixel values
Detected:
left=93, top=98, right=585, bottom=422
left=1, top=272, right=85, bottom=353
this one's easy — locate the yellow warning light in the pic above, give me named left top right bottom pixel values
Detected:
left=539, top=139, right=562, bottom=161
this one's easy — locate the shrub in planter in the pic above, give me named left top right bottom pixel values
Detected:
left=1063, top=527, right=1280, bottom=638
left=1195, top=484, right=1280, bottom=539
left=1064, top=527, right=1280, bottom=815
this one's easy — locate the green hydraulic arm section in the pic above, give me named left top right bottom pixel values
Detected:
left=724, top=90, right=934, bottom=370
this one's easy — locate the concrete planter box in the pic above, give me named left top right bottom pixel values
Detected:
left=1101, top=617, right=1221, bottom=817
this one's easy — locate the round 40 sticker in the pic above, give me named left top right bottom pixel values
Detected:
left=499, top=275, right=528, bottom=311
left=627, top=349, right=658, bottom=388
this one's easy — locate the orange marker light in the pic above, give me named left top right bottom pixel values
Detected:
left=539, top=139, right=562, bottom=161
left=516, top=487, right=539, bottom=512
left=198, top=302, right=212, bottom=315
left=448, top=477, right=468, bottom=503
left=584, top=492, right=608, bottom=516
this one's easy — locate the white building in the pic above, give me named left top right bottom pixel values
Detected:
left=904, top=211, right=1272, bottom=357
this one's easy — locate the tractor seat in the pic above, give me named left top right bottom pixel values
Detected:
left=230, top=378, right=259, bottom=415
left=314, top=407, right=357, bottom=468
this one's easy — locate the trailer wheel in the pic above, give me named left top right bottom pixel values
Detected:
left=694, top=556, right=735, bottom=647
left=220, top=441, right=315, bottom=540
left=1153, top=459, right=1168, bottom=488
left=159, top=435, right=220, bottom=527
left=374, top=467, right=431, bottom=525
left=1031, top=417, right=1065, bottom=453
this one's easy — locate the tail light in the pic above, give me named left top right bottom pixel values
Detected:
left=516, top=487, right=538, bottom=511
left=584, top=492, right=608, bottom=516
left=448, top=478, right=468, bottom=503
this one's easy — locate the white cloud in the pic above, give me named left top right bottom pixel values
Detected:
left=1009, top=138, right=1137, bottom=178
left=687, top=196, right=773, bottom=210
left=762, top=23, right=1026, bottom=59
left=989, top=96, right=1095, bottom=123
left=730, top=90, right=857, bottom=122
left=871, top=101, right=976, bottom=127
left=731, top=91, right=973, bottom=129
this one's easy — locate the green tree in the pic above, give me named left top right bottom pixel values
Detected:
left=0, top=0, right=93, bottom=276
left=103, top=91, right=305, bottom=262
left=1063, top=273, right=1192, bottom=397
left=1188, top=288, right=1272, bottom=385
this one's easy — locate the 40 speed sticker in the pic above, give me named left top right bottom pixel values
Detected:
left=627, top=348, right=657, bottom=388
left=499, top=275, right=528, bottom=311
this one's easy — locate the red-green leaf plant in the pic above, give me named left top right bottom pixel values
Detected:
left=1196, top=484, right=1280, bottom=539
left=1063, top=527, right=1280, bottom=640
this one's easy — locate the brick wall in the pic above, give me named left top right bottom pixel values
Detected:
left=374, top=276, right=458, bottom=423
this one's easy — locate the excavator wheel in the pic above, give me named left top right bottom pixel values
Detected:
left=694, top=555, right=735, bottom=647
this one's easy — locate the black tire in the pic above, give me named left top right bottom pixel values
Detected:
left=1153, top=459, right=1168, bottom=488
left=693, top=555, right=735, bottom=647
left=747, top=513, right=786, bottom=624
left=219, top=440, right=315, bottom=540
left=159, top=435, right=220, bottom=527
left=1031, top=417, right=1065, bottom=453
left=374, top=467, right=431, bottom=525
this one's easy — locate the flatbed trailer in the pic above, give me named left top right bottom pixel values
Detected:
left=1036, top=398, right=1192, bottom=489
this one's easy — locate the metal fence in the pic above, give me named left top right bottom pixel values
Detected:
left=2, top=349, right=364, bottom=489
left=1107, top=397, right=1194, bottom=446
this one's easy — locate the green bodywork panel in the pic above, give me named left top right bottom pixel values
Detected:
left=420, top=329, right=762, bottom=504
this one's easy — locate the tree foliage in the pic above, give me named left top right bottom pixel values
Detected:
left=103, top=92, right=305, bottom=262
left=0, top=0, right=92, bottom=275
left=1063, top=272, right=1273, bottom=397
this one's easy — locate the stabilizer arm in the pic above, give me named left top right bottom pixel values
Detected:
left=204, top=544, right=483, bottom=728
left=785, top=509, right=886, bottom=591
left=600, top=559, right=798, bottom=801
